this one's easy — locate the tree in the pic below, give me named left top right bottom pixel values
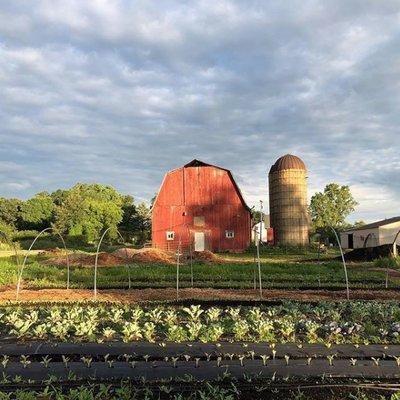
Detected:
left=54, top=183, right=124, bottom=242
left=51, top=189, right=70, bottom=206
left=310, top=183, right=358, bottom=238
left=19, top=192, right=55, bottom=230
left=131, top=202, right=151, bottom=244
left=0, top=198, right=23, bottom=228
left=119, top=197, right=151, bottom=244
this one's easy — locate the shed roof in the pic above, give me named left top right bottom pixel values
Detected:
left=344, top=216, right=400, bottom=232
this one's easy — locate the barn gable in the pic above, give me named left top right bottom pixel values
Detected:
left=153, top=159, right=250, bottom=211
left=152, top=159, right=251, bottom=252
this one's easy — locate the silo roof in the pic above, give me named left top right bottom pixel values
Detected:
left=269, top=154, right=306, bottom=173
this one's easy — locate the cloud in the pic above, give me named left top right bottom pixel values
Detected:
left=0, top=0, right=399, bottom=222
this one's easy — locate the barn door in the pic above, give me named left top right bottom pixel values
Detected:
left=194, top=232, right=205, bottom=252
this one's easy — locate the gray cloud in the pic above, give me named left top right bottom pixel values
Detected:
left=0, top=0, right=399, bottom=221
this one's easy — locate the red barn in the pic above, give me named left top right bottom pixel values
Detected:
left=152, top=160, right=251, bottom=252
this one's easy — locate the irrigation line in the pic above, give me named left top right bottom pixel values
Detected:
left=16, top=227, right=70, bottom=300
left=330, top=226, right=349, bottom=300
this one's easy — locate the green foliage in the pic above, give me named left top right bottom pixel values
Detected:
left=54, top=183, right=124, bottom=242
left=0, top=301, right=400, bottom=345
left=19, top=192, right=55, bottom=230
left=0, top=184, right=151, bottom=245
left=119, top=197, right=151, bottom=244
left=310, top=183, right=358, bottom=238
left=0, top=251, right=391, bottom=291
left=0, top=197, right=22, bottom=228
left=0, top=221, right=15, bottom=240
left=374, top=256, right=400, bottom=269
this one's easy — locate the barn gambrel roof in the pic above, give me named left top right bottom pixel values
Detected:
left=154, top=159, right=251, bottom=211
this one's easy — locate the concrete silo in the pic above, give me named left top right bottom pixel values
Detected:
left=268, top=154, right=309, bottom=246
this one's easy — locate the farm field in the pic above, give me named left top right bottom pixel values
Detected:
left=0, top=246, right=397, bottom=297
left=0, top=246, right=399, bottom=398
left=0, top=302, right=400, bottom=398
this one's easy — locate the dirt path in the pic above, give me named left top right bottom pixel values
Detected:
left=1, top=287, right=400, bottom=303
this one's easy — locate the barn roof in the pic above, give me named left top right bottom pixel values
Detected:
left=344, top=216, right=400, bottom=232
left=185, top=159, right=251, bottom=211
left=157, top=159, right=251, bottom=212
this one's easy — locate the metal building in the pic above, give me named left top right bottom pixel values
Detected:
left=340, top=216, right=400, bottom=250
left=268, top=154, right=309, bottom=246
left=152, top=159, right=251, bottom=252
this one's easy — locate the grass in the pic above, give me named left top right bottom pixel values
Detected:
left=0, top=253, right=394, bottom=290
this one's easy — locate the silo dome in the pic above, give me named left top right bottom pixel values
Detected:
left=269, top=154, right=306, bottom=174
left=268, top=154, right=309, bottom=246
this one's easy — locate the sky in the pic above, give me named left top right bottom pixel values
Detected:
left=0, top=0, right=399, bottom=223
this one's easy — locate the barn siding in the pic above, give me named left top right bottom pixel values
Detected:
left=152, top=163, right=251, bottom=252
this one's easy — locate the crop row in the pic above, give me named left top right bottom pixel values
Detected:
left=2, top=301, right=400, bottom=344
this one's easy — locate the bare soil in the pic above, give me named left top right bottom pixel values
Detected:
left=44, top=248, right=226, bottom=267
left=2, top=287, right=400, bottom=303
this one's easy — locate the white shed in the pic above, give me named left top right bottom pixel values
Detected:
left=340, top=216, right=400, bottom=250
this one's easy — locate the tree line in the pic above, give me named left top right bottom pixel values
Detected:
left=0, top=183, right=151, bottom=245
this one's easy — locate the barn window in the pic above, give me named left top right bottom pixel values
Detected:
left=166, top=231, right=175, bottom=241
left=225, top=230, right=235, bottom=239
left=194, top=216, right=205, bottom=226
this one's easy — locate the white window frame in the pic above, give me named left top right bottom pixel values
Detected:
left=166, top=231, right=175, bottom=241
left=225, top=230, right=235, bottom=239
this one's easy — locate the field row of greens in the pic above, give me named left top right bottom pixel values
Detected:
left=3, top=301, right=400, bottom=344
left=0, top=257, right=393, bottom=290
left=0, top=383, right=239, bottom=400
left=0, top=382, right=397, bottom=400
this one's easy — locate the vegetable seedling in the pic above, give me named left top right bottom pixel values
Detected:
left=326, top=355, right=335, bottom=366
left=372, top=357, right=380, bottom=366
left=20, top=355, right=31, bottom=369
left=62, top=355, right=70, bottom=368
left=1, top=356, right=9, bottom=369
left=260, top=355, right=270, bottom=366
left=81, top=356, right=92, bottom=368
left=238, top=355, right=245, bottom=367
left=392, top=355, right=400, bottom=366
left=40, top=356, right=52, bottom=368
left=171, top=357, right=179, bottom=368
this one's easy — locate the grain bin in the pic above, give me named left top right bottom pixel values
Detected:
left=268, top=154, right=309, bottom=246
